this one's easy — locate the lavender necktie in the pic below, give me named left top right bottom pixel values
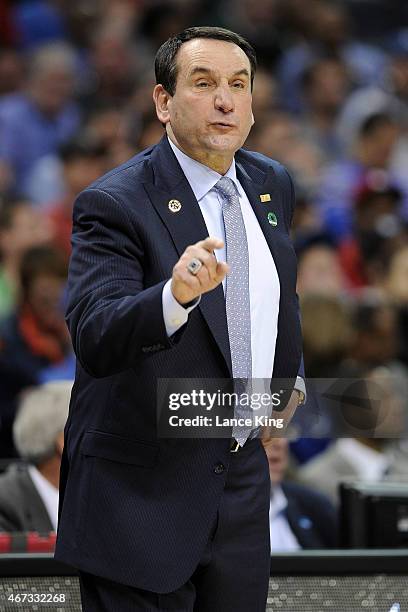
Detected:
left=215, top=176, right=253, bottom=446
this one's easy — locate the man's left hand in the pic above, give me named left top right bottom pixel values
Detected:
left=260, top=390, right=301, bottom=449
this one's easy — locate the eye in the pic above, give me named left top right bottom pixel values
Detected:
left=196, top=81, right=209, bottom=88
left=232, top=81, right=245, bottom=89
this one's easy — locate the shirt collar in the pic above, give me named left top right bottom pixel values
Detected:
left=167, top=136, right=242, bottom=201
left=28, top=464, right=59, bottom=531
left=28, top=464, right=59, bottom=494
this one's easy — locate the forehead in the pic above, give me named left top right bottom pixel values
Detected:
left=176, top=38, right=251, bottom=77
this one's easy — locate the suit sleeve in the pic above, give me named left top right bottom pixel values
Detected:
left=280, top=164, right=306, bottom=391
left=277, top=164, right=296, bottom=233
left=66, top=188, right=183, bottom=378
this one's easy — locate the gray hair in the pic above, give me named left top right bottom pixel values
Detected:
left=13, top=381, right=72, bottom=465
left=28, top=42, right=76, bottom=80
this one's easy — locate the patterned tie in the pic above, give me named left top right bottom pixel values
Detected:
left=215, top=176, right=253, bottom=445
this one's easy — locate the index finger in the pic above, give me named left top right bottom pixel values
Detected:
left=196, top=236, right=224, bottom=252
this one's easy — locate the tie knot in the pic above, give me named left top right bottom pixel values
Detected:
left=215, top=176, right=237, bottom=200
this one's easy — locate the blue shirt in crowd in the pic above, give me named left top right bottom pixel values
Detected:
left=0, top=93, right=80, bottom=196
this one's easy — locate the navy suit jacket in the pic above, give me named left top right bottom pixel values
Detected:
left=282, top=482, right=338, bottom=549
left=55, top=136, right=303, bottom=593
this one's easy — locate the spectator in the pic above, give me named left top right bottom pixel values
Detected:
left=218, top=0, right=282, bottom=68
left=336, top=29, right=408, bottom=153
left=382, top=244, right=408, bottom=367
left=338, top=170, right=405, bottom=289
left=277, top=0, right=387, bottom=114
left=297, top=438, right=390, bottom=506
left=78, top=25, right=139, bottom=113
left=0, top=246, right=70, bottom=458
left=84, top=102, right=138, bottom=167
left=302, top=57, right=351, bottom=161
left=0, top=42, right=80, bottom=197
left=290, top=294, right=356, bottom=465
left=26, top=105, right=121, bottom=206
left=300, top=294, right=354, bottom=377
left=46, top=137, right=109, bottom=261
left=290, top=191, right=323, bottom=239
left=348, top=294, right=408, bottom=425
left=299, top=57, right=350, bottom=161
left=250, top=68, right=279, bottom=128
left=297, top=367, right=407, bottom=505
left=0, top=48, right=24, bottom=95
left=0, top=381, right=71, bottom=532
left=349, top=296, right=403, bottom=370
left=85, top=103, right=126, bottom=151
left=0, top=199, right=52, bottom=321
left=254, top=111, right=324, bottom=197
left=316, top=112, right=401, bottom=241
left=383, top=243, right=408, bottom=308
left=266, top=437, right=338, bottom=550
left=296, top=234, right=348, bottom=297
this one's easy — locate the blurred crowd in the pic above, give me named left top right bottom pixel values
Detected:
left=0, top=0, right=407, bottom=548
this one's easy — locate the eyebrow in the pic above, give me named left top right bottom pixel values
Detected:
left=189, top=67, right=250, bottom=79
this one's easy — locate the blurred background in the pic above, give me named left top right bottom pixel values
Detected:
left=0, top=0, right=407, bottom=552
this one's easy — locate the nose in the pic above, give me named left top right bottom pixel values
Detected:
left=214, top=83, right=234, bottom=113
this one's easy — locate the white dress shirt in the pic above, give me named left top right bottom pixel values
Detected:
left=162, top=137, right=280, bottom=382
left=28, top=465, right=59, bottom=531
left=269, top=485, right=301, bottom=552
left=336, top=439, right=390, bottom=480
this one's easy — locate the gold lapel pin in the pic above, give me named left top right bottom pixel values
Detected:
left=168, top=199, right=182, bottom=213
left=260, top=193, right=271, bottom=203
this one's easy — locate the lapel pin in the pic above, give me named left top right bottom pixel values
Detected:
left=260, top=193, right=271, bottom=203
left=267, top=212, right=278, bottom=226
left=168, top=199, right=182, bottom=213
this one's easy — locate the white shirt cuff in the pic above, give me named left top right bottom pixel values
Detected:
left=162, top=279, right=201, bottom=337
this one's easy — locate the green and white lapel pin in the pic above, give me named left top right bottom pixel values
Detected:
left=267, top=212, right=278, bottom=226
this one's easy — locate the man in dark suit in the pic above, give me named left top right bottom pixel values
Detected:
left=266, top=438, right=337, bottom=552
left=281, top=481, right=338, bottom=548
left=0, top=463, right=54, bottom=533
left=55, top=27, right=304, bottom=611
left=0, top=381, right=71, bottom=533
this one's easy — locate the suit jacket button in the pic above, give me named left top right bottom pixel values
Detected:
left=214, top=463, right=225, bottom=475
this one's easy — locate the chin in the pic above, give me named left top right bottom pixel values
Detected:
left=205, top=134, right=241, bottom=152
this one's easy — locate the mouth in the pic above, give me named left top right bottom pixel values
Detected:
left=211, top=122, right=236, bottom=129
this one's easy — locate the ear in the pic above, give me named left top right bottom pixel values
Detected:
left=153, top=84, right=172, bottom=125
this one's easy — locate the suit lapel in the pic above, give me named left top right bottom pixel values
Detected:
left=143, top=137, right=232, bottom=374
left=236, top=155, right=301, bottom=380
left=20, top=466, right=54, bottom=531
left=285, top=495, right=318, bottom=548
left=235, top=156, right=286, bottom=280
